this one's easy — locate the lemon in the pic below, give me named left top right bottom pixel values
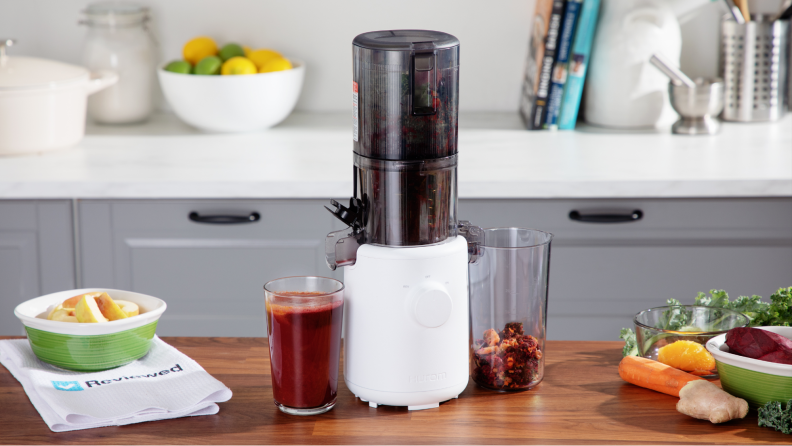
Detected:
left=183, top=36, right=218, bottom=65
left=248, top=49, right=284, bottom=70
left=259, top=57, right=292, bottom=73
left=243, top=45, right=252, bottom=57
left=221, top=57, right=257, bottom=75
left=194, top=56, right=222, bottom=75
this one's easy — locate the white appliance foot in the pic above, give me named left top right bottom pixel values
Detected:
left=408, top=403, right=439, bottom=411
left=369, top=402, right=378, bottom=408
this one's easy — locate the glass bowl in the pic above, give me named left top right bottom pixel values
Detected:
left=634, top=305, right=749, bottom=378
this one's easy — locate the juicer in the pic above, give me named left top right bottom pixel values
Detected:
left=324, top=30, right=482, bottom=411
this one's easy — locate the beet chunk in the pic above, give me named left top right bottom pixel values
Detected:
left=757, top=350, right=792, bottom=365
left=725, top=327, right=792, bottom=364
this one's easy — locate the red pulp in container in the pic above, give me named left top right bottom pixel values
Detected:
left=266, top=292, right=344, bottom=409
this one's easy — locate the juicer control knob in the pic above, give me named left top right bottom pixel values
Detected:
left=412, top=284, right=453, bottom=328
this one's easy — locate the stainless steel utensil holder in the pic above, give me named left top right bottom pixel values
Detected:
left=721, top=19, right=789, bottom=122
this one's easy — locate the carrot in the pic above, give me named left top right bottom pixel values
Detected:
left=618, top=356, right=705, bottom=397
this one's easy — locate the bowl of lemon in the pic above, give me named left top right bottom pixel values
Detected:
left=159, top=36, right=304, bottom=132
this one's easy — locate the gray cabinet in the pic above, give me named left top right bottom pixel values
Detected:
left=79, top=200, right=340, bottom=337
left=460, top=198, right=792, bottom=341
left=0, top=201, right=76, bottom=335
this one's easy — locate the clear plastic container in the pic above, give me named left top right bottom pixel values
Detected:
left=468, top=228, right=553, bottom=391
left=264, top=276, right=344, bottom=415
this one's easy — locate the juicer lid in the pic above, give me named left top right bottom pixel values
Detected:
left=353, top=30, right=459, bottom=51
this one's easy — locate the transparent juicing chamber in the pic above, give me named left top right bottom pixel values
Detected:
left=468, top=228, right=553, bottom=391
left=355, top=153, right=457, bottom=246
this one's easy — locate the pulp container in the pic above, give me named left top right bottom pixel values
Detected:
left=468, top=228, right=552, bottom=391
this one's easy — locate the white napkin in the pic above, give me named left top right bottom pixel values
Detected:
left=0, top=336, right=232, bottom=432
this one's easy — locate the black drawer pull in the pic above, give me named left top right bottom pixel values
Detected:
left=189, top=212, right=260, bottom=224
left=569, top=209, right=643, bottom=223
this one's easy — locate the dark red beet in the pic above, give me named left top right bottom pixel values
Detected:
left=757, top=349, right=792, bottom=364
left=725, top=327, right=792, bottom=364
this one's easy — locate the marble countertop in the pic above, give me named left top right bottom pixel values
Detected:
left=0, top=112, right=790, bottom=199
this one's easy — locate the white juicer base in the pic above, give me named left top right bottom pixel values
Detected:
left=343, top=236, right=470, bottom=410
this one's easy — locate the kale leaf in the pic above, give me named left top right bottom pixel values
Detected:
left=758, top=399, right=792, bottom=434
left=619, top=328, right=638, bottom=357
left=662, top=298, right=689, bottom=331
left=695, top=290, right=730, bottom=308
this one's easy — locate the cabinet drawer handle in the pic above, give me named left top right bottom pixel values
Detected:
left=189, top=212, right=261, bottom=224
left=569, top=209, right=643, bottom=223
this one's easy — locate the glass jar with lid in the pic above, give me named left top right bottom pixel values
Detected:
left=81, top=2, right=155, bottom=124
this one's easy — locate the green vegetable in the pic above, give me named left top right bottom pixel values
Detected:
left=753, top=287, right=792, bottom=327
left=618, top=286, right=792, bottom=357
left=758, top=399, right=792, bottom=434
left=619, top=328, right=638, bottom=357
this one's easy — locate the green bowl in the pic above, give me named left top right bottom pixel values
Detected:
left=14, top=288, right=167, bottom=372
left=706, top=326, right=792, bottom=408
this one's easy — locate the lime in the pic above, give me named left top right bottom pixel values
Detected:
left=248, top=49, right=284, bottom=70
left=194, top=56, right=222, bottom=75
left=164, top=60, right=192, bottom=74
left=221, top=57, right=257, bottom=75
left=259, top=57, right=292, bottom=73
left=183, top=36, right=218, bottom=65
left=219, top=43, right=246, bottom=62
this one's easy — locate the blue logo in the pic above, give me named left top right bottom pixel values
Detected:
left=52, top=381, right=83, bottom=391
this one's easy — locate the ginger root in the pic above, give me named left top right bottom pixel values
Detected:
left=676, top=380, right=748, bottom=424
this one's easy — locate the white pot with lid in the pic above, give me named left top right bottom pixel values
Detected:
left=0, top=39, right=118, bottom=156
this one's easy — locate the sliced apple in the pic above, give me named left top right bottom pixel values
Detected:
left=94, top=292, right=128, bottom=321
left=49, top=309, right=78, bottom=323
left=63, top=292, right=102, bottom=309
left=47, top=304, right=64, bottom=320
left=114, top=300, right=140, bottom=317
left=75, top=295, right=109, bottom=323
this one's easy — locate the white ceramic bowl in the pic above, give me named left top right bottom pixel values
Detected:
left=158, top=60, right=304, bottom=132
left=14, top=288, right=166, bottom=371
left=706, top=326, right=792, bottom=407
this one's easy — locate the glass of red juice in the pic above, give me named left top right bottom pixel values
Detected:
left=264, top=276, right=344, bottom=415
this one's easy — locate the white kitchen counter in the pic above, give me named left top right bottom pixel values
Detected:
left=0, top=112, right=790, bottom=199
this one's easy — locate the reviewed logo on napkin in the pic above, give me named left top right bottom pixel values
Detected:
left=50, top=364, right=184, bottom=390
left=51, top=381, right=84, bottom=391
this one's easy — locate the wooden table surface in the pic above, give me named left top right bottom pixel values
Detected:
left=1, top=337, right=790, bottom=445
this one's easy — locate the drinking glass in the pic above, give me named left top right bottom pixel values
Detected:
left=468, top=228, right=552, bottom=391
left=264, top=276, right=344, bottom=415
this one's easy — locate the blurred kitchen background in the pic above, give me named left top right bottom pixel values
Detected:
left=4, top=0, right=782, bottom=113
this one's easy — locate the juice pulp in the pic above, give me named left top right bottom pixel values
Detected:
left=266, top=292, right=344, bottom=409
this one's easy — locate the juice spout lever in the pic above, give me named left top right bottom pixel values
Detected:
left=325, top=197, right=365, bottom=231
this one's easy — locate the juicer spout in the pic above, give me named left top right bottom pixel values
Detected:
left=325, top=227, right=364, bottom=271
left=458, top=220, right=484, bottom=264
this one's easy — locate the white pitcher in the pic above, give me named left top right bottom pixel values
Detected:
left=584, top=0, right=711, bottom=129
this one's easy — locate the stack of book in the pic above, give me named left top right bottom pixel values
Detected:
left=519, top=0, right=601, bottom=130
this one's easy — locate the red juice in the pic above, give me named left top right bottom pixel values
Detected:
left=266, top=292, right=344, bottom=409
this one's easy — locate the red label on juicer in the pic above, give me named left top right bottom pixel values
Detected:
left=353, top=81, right=359, bottom=142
